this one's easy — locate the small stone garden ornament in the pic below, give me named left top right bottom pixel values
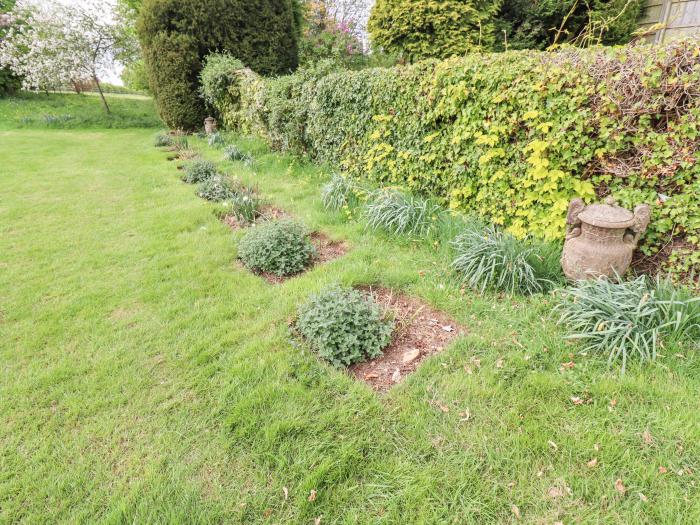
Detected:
left=204, top=116, right=217, bottom=134
left=561, top=197, right=651, bottom=280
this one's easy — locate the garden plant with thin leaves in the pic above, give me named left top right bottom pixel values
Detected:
left=321, top=173, right=362, bottom=212
left=208, top=132, right=225, bottom=148
left=197, top=174, right=240, bottom=202
left=226, top=187, right=263, bottom=224
left=556, top=276, right=700, bottom=372
left=451, top=224, right=563, bottom=295
left=365, top=189, right=444, bottom=237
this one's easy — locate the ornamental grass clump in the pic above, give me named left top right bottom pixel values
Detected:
left=196, top=174, right=239, bottom=202
left=226, top=188, right=263, bottom=224
left=365, top=189, right=444, bottom=237
left=208, top=132, right=225, bottom=148
left=238, top=220, right=316, bottom=276
left=296, top=286, right=394, bottom=367
left=451, top=224, right=563, bottom=295
left=321, top=173, right=362, bottom=212
left=223, top=144, right=246, bottom=161
left=556, top=276, right=700, bottom=372
left=154, top=133, right=173, bottom=147
left=182, top=159, right=218, bottom=184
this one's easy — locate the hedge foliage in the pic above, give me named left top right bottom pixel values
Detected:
left=368, top=0, right=500, bottom=61
left=210, top=41, right=700, bottom=278
left=137, top=0, right=300, bottom=129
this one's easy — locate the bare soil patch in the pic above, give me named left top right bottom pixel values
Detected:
left=349, top=286, right=465, bottom=392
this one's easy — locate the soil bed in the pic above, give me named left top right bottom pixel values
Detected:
left=349, top=286, right=465, bottom=392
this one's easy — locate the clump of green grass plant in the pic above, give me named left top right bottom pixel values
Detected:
left=321, top=173, right=363, bottom=212
left=451, top=224, right=563, bottom=295
left=556, top=276, right=700, bottom=372
left=365, top=189, right=444, bottom=237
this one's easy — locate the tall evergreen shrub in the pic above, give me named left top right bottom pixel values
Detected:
left=137, top=0, right=300, bottom=129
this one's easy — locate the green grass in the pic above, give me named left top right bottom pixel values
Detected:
left=0, top=91, right=161, bottom=129
left=1, top=97, right=700, bottom=523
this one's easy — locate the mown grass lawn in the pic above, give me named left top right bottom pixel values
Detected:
left=1, top=95, right=699, bottom=524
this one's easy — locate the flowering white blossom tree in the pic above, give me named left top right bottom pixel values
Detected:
left=0, top=0, right=134, bottom=113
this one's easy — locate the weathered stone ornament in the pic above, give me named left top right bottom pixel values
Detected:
left=561, top=197, right=651, bottom=280
left=204, top=116, right=217, bottom=134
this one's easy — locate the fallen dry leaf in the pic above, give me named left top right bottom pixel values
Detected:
left=263, top=509, right=273, bottom=518
left=283, top=487, right=288, bottom=500
left=594, top=443, right=600, bottom=452
left=561, top=361, right=575, bottom=370
left=314, top=517, right=322, bottom=525
left=571, top=396, right=584, bottom=405
left=391, top=369, right=401, bottom=383
left=441, top=325, right=454, bottom=332
left=587, top=458, right=598, bottom=468
left=495, top=358, right=504, bottom=369
left=610, top=399, right=618, bottom=408
left=511, top=504, right=521, bottom=519
left=659, top=466, right=668, bottom=474
left=615, top=479, right=626, bottom=495
left=642, top=429, right=653, bottom=445
left=639, top=493, right=648, bottom=502
left=548, top=440, right=558, bottom=451
left=308, top=490, right=317, bottom=502
left=437, top=403, right=449, bottom=413
left=547, top=486, right=565, bottom=499
left=364, top=373, right=379, bottom=380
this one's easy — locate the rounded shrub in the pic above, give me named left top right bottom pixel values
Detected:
left=154, top=132, right=173, bottom=147
left=182, top=159, right=218, bottom=184
left=196, top=175, right=240, bottom=201
left=237, top=220, right=316, bottom=276
left=296, top=286, right=394, bottom=367
left=137, top=0, right=301, bottom=130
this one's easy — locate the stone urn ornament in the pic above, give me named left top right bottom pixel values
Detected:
left=561, top=197, right=651, bottom=280
left=204, top=116, right=217, bottom=135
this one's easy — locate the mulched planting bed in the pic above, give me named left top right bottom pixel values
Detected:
left=237, top=231, right=349, bottom=284
left=221, top=205, right=289, bottom=232
left=349, top=286, right=465, bottom=392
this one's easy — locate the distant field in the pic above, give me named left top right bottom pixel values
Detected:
left=0, top=91, right=162, bottom=129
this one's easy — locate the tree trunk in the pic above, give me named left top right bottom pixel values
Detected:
left=93, top=76, right=110, bottom=114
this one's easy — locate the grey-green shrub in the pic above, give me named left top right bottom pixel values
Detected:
left=556, top=276, right=700, bottom=372
left=238, top=220, right=316, bottom=276
left=452, top=224, right=563, bottom=295
left=321, top=173, right=362, bottom=212
left=296, top=286, right=394, bottom=367
left=197, top=175, right=239, bottom=202
left=365, top=189, right=444, bottom=237
left=154, top=133, right=173, bottom=147
left=182, top=160, right=217, bottom=184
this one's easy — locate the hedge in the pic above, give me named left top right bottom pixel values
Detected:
left=209, top=41, right=700, bottom=279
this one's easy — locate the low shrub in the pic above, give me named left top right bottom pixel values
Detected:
left=365, top=189, right=444, bottom=237
left=208, top=132, right=225, bottom=148
left=296, top=285, right=394, bottom=367
left=196, top=175, right=239, bottom=202
left=154, top=133, right=173, bottom=147
left=452, top=224, right=563, bottom=295
left=321, top=173, right=362, bottom=212
left=238, top=220, right=316, bottom=276
left=182, top=160, right=217, bottom=184
left=556, top=277, right=700, bottom=372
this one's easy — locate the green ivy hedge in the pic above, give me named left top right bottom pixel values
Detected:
left=208, top=42, right=700, bottom=279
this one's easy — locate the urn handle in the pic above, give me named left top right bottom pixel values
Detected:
left=565, top=198, right=586, bottom=240
left=623, top=204, right=651, bottom=246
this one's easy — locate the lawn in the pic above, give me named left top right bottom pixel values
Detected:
left=1, top=95, right=699, bottom=524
